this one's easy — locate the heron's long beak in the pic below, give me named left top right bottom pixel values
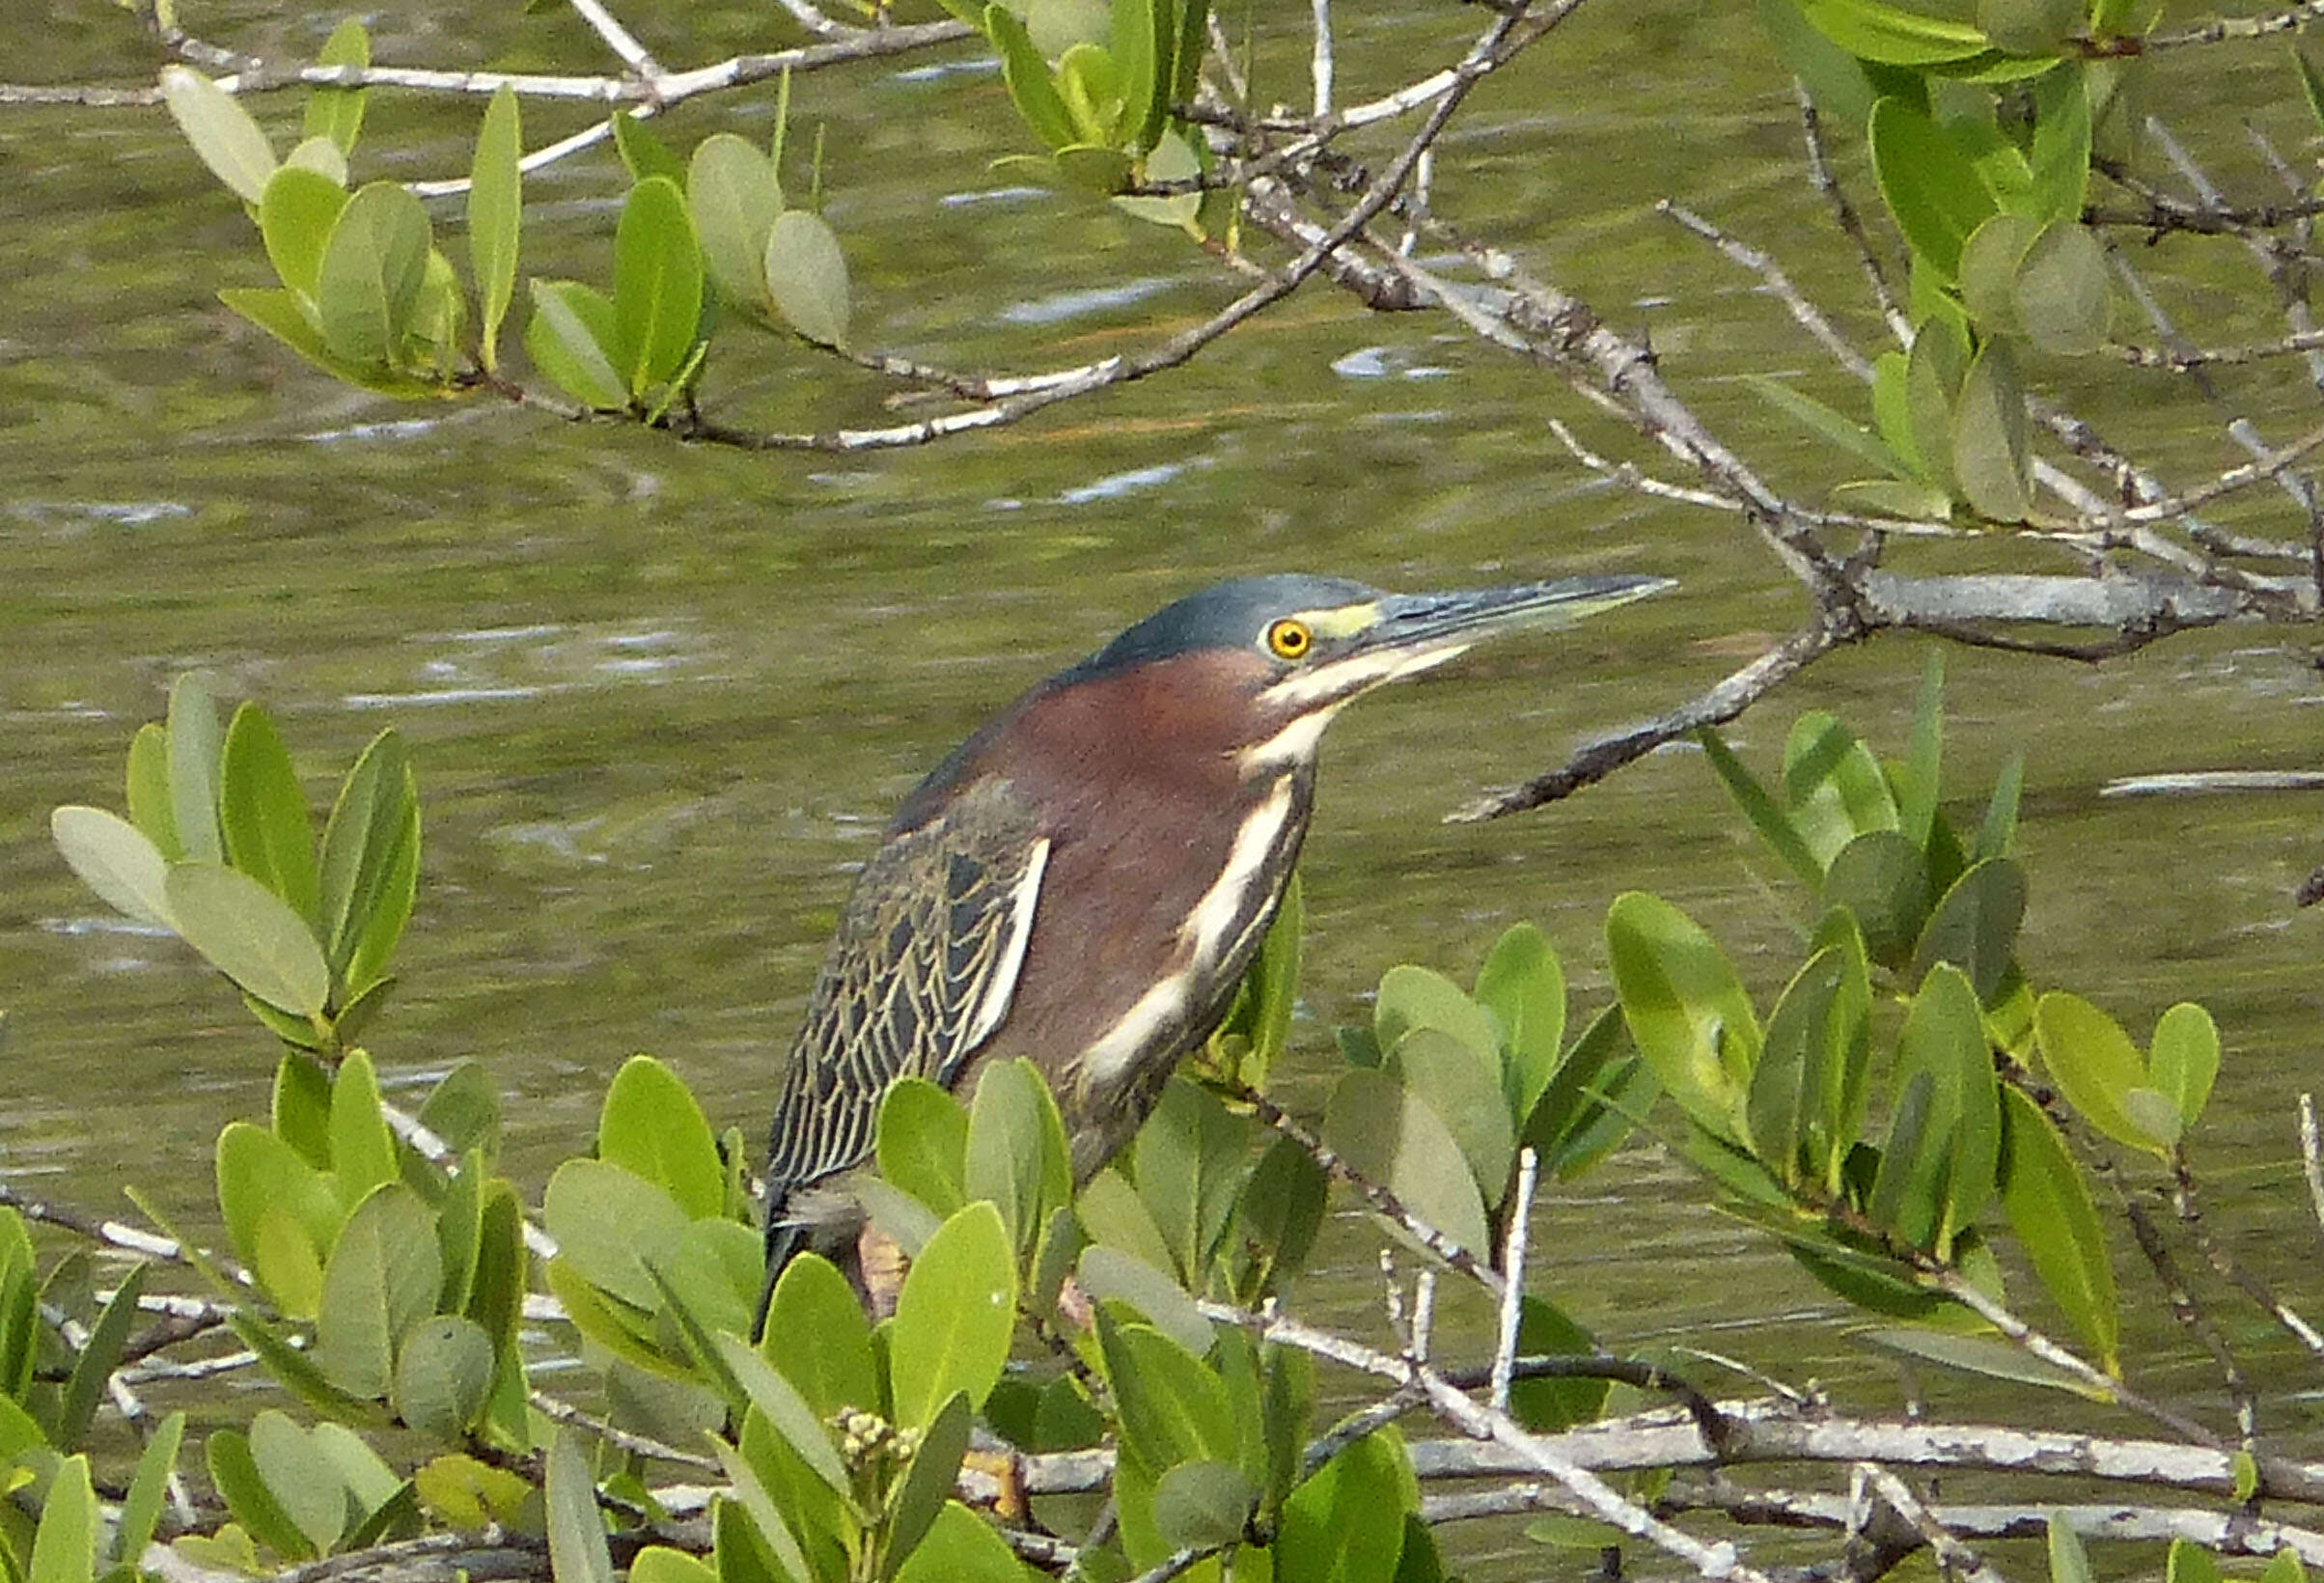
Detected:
left=1257, top=572, right=1674, bottom=713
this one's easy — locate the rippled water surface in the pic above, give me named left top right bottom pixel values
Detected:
left=5, top=1, right=2324, bottom=1571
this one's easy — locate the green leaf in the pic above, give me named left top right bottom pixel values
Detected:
left=1902, top=963, right=2000, bottom=1240
left=1526, top=1005, right=1654, bottom=1179
left=2168, top=1538, right=2225, bottom=1583
left=613, top=176, right=704, bottom=396
left=1277, top=1428, right=1416, bottom=1583
left=881, top=1391, right=974, bottom=1577
left=467, top=1180, right=528, bottom=1358
left=315, top=1184, right=443, bottom=1402
left=433, top=1148, right=484, bottom=1314
left=1951, top=338, right=2033, bottom=521
left=1911, top=857, right=2026, bottom=1003
left=468, top=86, right=522, bottom=375
left=715, top=1439, right=814, bottom=1583
left=305, top=19, right=370, bottom=155
left=50, top=807, right=174, bottom=931
left=2301, top=49, right=2324, bottom=133
left=763, top=209, right=850, bottom=347
left=1132, top=1078, right=1249, bottom=1283
left=315, top=181, right=432, bottom=369
left=598, top=1055, right=725, bottom=1221
left=1748, top=375, right=1912, bottom=480
left=1978, top=0, right=2078, bottom=54
left=877, top=1077, right=970, bottom=1217
left=220, top=703, right=318, bottom=928
left=261, top=166, right=351, bottom=301
left=1100, top=1316, right=1236, bottom=1470
left=419, top=1061, right=502, bottom=1162
left=892, top=1502, right=1030, bottom=1583
left=712, top=1335, right=851, bottom=1497
left=314, top=1420, right=402, bottom=1523
left=220, top=286, right=372, bottom=388
left=208, top=1429, right=318, bottom=1562
left=1868, top=1327, right=2106, bottom=1396
left=1111, top=0, right=1169, bottom=152
left=1056, top=44, right=1123, bottom=143
left=1171, top=0, right=1210, bottom=107
left=284, top=134, right=348, bottom=184
left=854, top=1179, right=943, bottom=1262
left=161, top=66, right=277, bottom=203
left=1076, top=1168, right=1175, bottom=1274
left=1869, top=96, right=1998, bottom=282
left=2015, top=222, right=2108, bottom=355
left=231, top=1313, right=388, bottom=1424
left=30, top=1455, right=97, bottom=1583
left=2264, top=1550, right=2309, bottom=1583
left=525, top=278, right=629, bottom=409
left=166, top=862, right=330, bottom=1016
left=1321, top=1068, right=1492, bottom=1259
left=1896, top=653, right=1945, bottom=849
left=391, top=1315, right=494, bottom=1440
left=610, top=110, right=685, bottom=187
left=249, top=1412, right=350, bottom=1558
left=633, top=1549, right=723, bottom=1583
left=2047, top=1513, right=2095, bottom=1583
left=1998, top=1085, right=2117, bottom=1370
left=2029, top=64, right=2093, bottom=224
left=543, top=1159, right=691, bottom=1312
left=1696, top=729, right=1823, bottom=889
left=1389, top=1028, right=1515, bottom=1208
left=1151, top=1460, right=1256, bottom=1553
left=688, top=133, right=783, bottom=317
left=167, top=674, right=226, bottom=865
left=1823, top=829, right=1930, bottom=970
left=217, top=1122, right=342, bottom=1316
left=1474, top=923, right=1565, bottom=1125
left=1784, top=711, right=1901, bottom=866
left=1077, top=1244, right=1212, bottom=1357
left=1605, top=892, right=1758, bottom=1143
left=2034, top=991, right=2164, bottom=1153
left=1798, top=0, right=1990, bottom=63
left=965, top=1058, right=1074, bottom=1260
left=1749, top=946, right=1863, bottom=1188
left=116, top=1411, right=185, bottom=1572
left=1374, top=964, right=1502, bottom=1079
left=1905, top=317, right=1967, bottom=501
left=1970, top=212, right=2045, bottom=332
left=1829, top=478, right=1954, bottom=517
left=762, top=1253, right=879, bottom=1417
left=1977, top=754, right=2024, bottom=860
left=1869, top=349, right=1920, bottom=477
left=2148, top=1004, right=2219, bottom=1129
left=318, top=727, right=420, bottom=997
left=56, top=1264, right=144, bottom=1453
left=889, top=1201, right=1015, bottom=1429
left=988, top=3, right=1079, bottom=150
left=126, top=722, right=181, bottom=860
left=546, top=1430, right=617, bottom=1583
left=1757, top=0, right=1881, bottom=123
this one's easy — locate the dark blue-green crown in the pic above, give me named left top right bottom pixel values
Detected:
left=1070, top=575, right=1380, bottom=678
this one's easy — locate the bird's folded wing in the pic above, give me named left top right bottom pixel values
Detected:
left=763, top=776, right=1048, bottom=1199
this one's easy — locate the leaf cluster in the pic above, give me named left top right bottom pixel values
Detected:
left=14, top=672, right=2281, bottom=1583
left=1753, top=0, right=2141, bottom=522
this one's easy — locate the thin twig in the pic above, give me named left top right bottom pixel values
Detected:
left=1490, top=1148, right=1536, bottom=1415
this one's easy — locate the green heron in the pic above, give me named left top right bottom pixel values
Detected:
left=759, top=570, right=1670, bottom=1292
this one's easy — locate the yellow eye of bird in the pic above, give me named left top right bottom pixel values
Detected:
left=1265, top=619, right=1313, bottom=660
